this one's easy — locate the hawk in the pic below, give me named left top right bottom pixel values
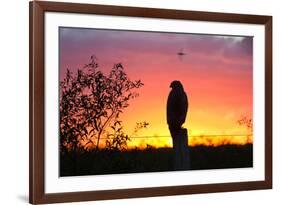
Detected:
left=167, top=81, right=188, bottom=137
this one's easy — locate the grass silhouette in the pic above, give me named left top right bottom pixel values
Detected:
left=60, top=143, right=253, bottom=176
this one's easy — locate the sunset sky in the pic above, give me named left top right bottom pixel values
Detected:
left=59, top=27, right=253, bottom=147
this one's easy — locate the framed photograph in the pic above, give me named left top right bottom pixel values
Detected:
left=29, top=1, right=272, bottom=204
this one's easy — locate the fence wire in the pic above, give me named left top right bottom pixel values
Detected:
left=100, top=134, right=252, bottom=140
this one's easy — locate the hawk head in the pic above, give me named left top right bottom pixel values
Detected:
left=170, top=80, right=184, bottom=91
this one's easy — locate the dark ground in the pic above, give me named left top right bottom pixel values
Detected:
left=60, top=144, right=253, bottom=176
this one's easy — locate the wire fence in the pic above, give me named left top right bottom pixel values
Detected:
left=100, top=134, right=252, bottom=140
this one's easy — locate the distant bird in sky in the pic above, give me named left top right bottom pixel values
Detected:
left=177, top=49, right=186, bottom=61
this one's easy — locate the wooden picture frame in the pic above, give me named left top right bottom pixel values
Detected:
left=29, top=1, right=272, bottom=204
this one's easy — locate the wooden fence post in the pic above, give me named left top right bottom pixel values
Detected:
left=173, top=128, right=190, bottom=170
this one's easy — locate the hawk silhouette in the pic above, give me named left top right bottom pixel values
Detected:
left=167, top=81, right=188, bottom=139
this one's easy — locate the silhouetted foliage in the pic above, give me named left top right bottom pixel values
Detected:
left=105, top=120, right=129, bottom=151
left=60, top=55, right=144, bottom=153
left=237, top=115, right=253, bottom=132
left=105, top=121, right=149, bottom=151
left=237, top=115, right=253, bottom=143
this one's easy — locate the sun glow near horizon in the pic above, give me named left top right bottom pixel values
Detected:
left=80, top=134, right=253, bottom=150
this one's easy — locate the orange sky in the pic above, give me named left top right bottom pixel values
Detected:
left=59, top=27, right=253, bottom=148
